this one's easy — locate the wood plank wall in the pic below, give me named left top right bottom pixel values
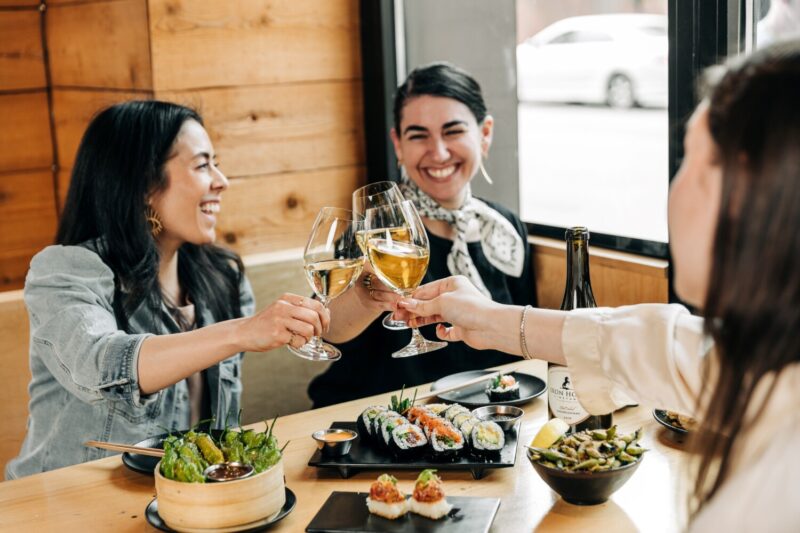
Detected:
left=0, top=0, right=365, bottom=290
left=0, top=3, right=58, bottom=289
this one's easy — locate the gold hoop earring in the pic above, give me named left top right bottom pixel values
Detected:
left=479, top=160, right=494, bottom=185
left=145, top=206, right=163, bottom=237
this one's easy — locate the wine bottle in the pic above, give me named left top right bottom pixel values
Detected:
left=547, top=226, right=613, bottom=432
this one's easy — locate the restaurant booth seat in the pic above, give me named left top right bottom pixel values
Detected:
left=0, top=289, right=31, bottom=475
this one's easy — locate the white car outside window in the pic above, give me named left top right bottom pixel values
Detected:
left=517, top=14, right=668, bottom=109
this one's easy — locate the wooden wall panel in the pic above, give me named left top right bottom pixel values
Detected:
left=0, top=10, right=46, bottom=91
left=148, top=0, right=361, bottom=90
left=158, top=81, right=365, bottom=178
left=0, top=170, right=58, bottom=288
left=51, top=89, right=150, bottom=170
left=533, top=238, right=669, bottom=309
left=219, top=167, right=364, bottom=254
left=0, top=92, right=52, bottom=172
left=46, top=0, right=152, bottom=89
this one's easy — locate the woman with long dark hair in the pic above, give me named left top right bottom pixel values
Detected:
left=6, top=101, right=328, bottom=479
left=397, top=42, right=800, bottom=529
left=308, top=63, right=536, bottom=407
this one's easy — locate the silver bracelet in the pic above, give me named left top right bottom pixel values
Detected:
left=519, top=305, right=534, bottom=359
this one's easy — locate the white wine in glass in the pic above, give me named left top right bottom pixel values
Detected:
left=365, top=200, right=447, bottom=358
left=289, top=207, right=364, bottom=361
left=352, top=181, right=410, bottom=331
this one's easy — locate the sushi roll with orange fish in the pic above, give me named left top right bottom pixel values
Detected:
left=367, top=474, right=408, bottom=519
left=409, top=469, right=452, bottom=520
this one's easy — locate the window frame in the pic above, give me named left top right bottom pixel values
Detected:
left=359, top=0, right=741, bottom=263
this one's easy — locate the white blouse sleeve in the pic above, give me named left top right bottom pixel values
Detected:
left=561, top=303, right=713, bottom=416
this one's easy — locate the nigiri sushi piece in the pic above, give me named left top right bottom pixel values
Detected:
left=366, top=473, right=408, bottom=519
left=409, top=469, right=452, bottom=520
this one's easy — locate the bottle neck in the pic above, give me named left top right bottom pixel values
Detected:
left=561, top=237, right=596, bottom=310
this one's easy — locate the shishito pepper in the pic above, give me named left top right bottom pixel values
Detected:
left=195, top=433, right=225, bottom=464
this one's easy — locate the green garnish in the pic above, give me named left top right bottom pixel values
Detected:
left=377, top=473, right=398, bottom=484
left=416, top=469, right=441, bottom=485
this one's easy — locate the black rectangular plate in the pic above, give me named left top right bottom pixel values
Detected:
left=308, top=421, right=519, bottom=479
left=306, top=491, right=500, bottom=533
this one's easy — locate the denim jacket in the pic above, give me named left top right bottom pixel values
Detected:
left=5, top=243, right=255, bottom=479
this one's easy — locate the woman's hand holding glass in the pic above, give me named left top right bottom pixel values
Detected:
left=365, top=199, right=447, bottom=358
left=239, top=293, right=329, bottom=352
left=289, top=207, right=365, bottom=361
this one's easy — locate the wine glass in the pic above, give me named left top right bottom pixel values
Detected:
left=352, top=181, right=410, bottom=331
left=288, top=207, right=365, bottom=361
left=365, top=200, right=447, bottom=358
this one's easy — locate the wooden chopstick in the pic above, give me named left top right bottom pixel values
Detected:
left=415, top=371, right=501, bottom=401
left=84, top=440, right=165, bottom=457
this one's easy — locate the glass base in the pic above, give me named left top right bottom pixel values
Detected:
left=288, top=340, right=342, bottom=362
left=382, top=312, right=409, bottom=331
left=392, top=338, right=448, bottom=358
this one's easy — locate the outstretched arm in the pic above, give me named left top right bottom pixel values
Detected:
left=396, top=276, right=567, bottom=365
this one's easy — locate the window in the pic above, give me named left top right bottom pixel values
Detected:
left=359, top=0, right=745, bottom=260
left=517, top=3, right=669, bottom=249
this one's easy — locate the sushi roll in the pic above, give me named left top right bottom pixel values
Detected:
left=486, top=373, right=520, bottom=402
left=443, top=404, right=470, bottom=423
left=425, top=403, right=450, bottom=416
left=406, top=405, right=431, bottom=425
left=470, top=420, right=506, bottom=459
left=389, top=423, right=428, bottom=460
left=409, top=469, right=452, bottom=520
left=358, top=405, right=387, bottom=442
left=367, top=474, right=408, bottom=520
left=429, top=423, right=465, bottom=461
left=458, top=416, right=481, bottom=446
left=451, top=411, right=473, bottom=430
left=420, top=417, right=450, bottom=438
left=372, top=410, right=400, bottom=442
left=379, top=414, right=409, bottom=451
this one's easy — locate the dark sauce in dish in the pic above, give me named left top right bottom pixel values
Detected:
left=204, top=463, right=254, bottom=482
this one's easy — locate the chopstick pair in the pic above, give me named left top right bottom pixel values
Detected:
left=414, top=371, right=501, bottom=402
left=84, top=440, right=164, bottom=457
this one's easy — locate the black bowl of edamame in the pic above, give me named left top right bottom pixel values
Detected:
left=526, top=425, right=646, bottom=505
left=122, top=429, right=225, bottom=475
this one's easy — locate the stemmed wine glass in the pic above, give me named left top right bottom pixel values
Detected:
left=364, top=200, right=448, bottom=358
left=352, top=181, right=409, bottom=331
left=288, top=207, right=364, bottom=361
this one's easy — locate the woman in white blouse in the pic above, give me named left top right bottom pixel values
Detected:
left=396, top=41, right=800, bottom=531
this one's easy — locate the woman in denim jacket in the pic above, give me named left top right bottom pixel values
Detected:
left=6, top=101, right=328, bottom=479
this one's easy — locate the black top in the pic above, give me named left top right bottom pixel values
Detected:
left=308, top=200, right=537, bottom=408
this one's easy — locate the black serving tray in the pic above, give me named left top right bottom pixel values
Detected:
left=308, top=421, right=520, bottom=480
left=306, top=491, right=500, bottom=533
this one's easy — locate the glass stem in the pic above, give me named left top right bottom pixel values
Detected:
left=409, top=326, right=427, bottom=347
left=308, top=298, right=330, bottom=348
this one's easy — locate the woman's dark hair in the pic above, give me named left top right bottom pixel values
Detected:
left=691, top=40, right=800, bottom=515
left=57, top=100, right=245, bottom=329
left=393, top=62, right=488, bottom=130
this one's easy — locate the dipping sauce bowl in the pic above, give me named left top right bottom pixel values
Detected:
left=203, top=462, right=255, bottom=482
left=312, top=428, right=358, bottom=457
left=472, top=405, right=524, bottom=432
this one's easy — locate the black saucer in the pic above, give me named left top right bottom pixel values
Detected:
left=145, top=487, right=296, bottom=532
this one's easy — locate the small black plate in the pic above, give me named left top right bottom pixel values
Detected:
left=306, top=491, right=500, bottom=533
left=429, top=370, right=545, bottom=408
left=122, top=429, right=225, bottom=475
left=145, top=487, right=296, bottom=532
left=308, top=421, right=520, bottom=480
left=653, top=409, right=690, bottom=435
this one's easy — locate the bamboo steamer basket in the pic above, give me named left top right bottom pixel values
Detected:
left=154, top=458, right=285, bottom=531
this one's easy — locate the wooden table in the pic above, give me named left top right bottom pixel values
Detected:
left=0, top=360, right=688, bottom=532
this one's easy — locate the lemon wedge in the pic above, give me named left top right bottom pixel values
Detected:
left=530, top=418, right=570, bottom=448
